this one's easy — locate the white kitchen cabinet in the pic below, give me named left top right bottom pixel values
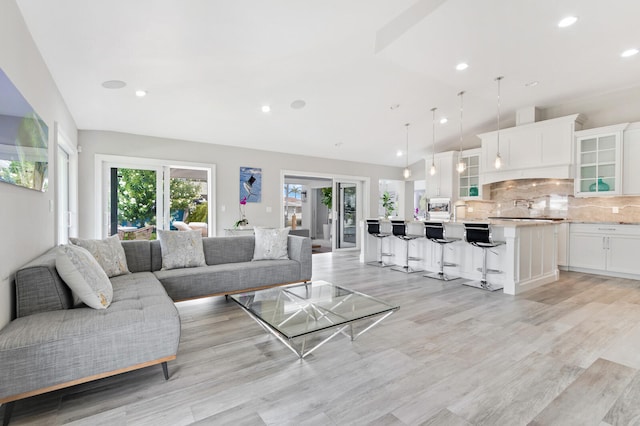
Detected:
left=457, top=148, right=482, bottom=199
left=479, top=114, right=584, bottom=184
left=623, top=122, right=640, bottom=195
left=425, top=151, right=457, bottom=199
left=569, top=223, right=640, bottom=277
left=575, top=123, right=627, bottom=197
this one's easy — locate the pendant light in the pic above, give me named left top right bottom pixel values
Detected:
left=494, top=76, right=504, bottom=169
left=430, top=107, right=437, bottom=176
left=403, top=123, right=411, bottom=179
left=456, top=91, right=466, bottom=173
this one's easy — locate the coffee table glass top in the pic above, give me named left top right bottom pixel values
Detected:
left=230, top=281, right=399, bottom=340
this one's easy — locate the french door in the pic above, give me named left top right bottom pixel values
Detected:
left=98, top=156, right=214, bottom=239
left=108, top=166, right=163, bottom=238
left=56, top=146, right=70, bottom=243
left=335, top=181, right=360, bottom=250
left=55, top=125, right=77, bottom=244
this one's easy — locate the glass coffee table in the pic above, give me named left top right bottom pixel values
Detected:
left=230, top=281, right=399, bottom=358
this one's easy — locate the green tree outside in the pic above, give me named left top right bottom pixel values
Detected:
left=117, top=169, right=204, bottom=226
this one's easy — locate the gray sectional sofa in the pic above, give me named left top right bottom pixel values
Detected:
left=0, top=234, right=311, bottom=424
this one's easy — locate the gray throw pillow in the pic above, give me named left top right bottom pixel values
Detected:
left=56, top=244, right=113, bottom=309
left=253, top=227, right=290, bottom=260
left=157, top=229, right=207, bottom=270
left=70, top=234, right=130, bottom=277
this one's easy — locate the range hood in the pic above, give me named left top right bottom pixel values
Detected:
left=478, top=114, right=586, bottom=185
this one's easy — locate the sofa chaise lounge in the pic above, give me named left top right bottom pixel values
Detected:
left=0, top=234, right=312, bottom=425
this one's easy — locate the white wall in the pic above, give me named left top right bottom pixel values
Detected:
left=541, top=86, right=640, bottom=130
left=77, top=130, right=403, bottom=238
left=0, top=0, right=78, bottom=328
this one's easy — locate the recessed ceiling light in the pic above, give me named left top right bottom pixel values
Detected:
left=455, top=62, right=469, bottom=71
left=290, top=100, right=306, bottom=109
left=558, top=16, right=578, bottom=28
left=440, top=117, right=448, bottom=124
left=621, top=48, right=639, bottom=58
left=102, top=80, right=126, bottom=89
left=396, top=150, right=403, bottom=157
left=135, top=90, right=147, bottom=97
left=261, top=105, right=271, bottom=113
left=525, top=80, right=539, bottom=87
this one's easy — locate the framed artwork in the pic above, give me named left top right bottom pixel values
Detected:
left=240, top=166, right=262, bottom=202
left=0, top=68, right=49, bottom=192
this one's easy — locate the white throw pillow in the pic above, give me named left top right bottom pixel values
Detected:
left=56, top=244, right=113, bottom=309
left=157, top=229, right=207, bottom=270
left=253, top=227, right=290, bottom=261
left=69, top=234, right=130, bottom=277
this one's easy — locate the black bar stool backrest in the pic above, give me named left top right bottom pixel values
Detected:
left=425, top=222, right=445, bottom=241
left=391, top=220, right=407, bottom=237
left=464, top=223, right=493, bottom=245
left=366, top=219, right=381, bottom=235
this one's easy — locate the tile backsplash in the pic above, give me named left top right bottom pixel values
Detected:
left=464, top=178, right=640, bottom=223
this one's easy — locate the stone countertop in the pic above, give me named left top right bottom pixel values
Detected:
left=569, top=221, right=640, bottom=225
left=401, top=219, right=560, bottom=228
left=375, top=219, right=640, bottom=226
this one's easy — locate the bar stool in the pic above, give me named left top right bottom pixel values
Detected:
left=390, top=220, right=423, bottom=274
left=423, top=222, right=460, bottom=281
left=366, top=219, right=393, bottom=267
left=463, top=223, right=505, bottom=291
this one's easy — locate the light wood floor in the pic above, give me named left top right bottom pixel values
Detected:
left=8, top=251, right=640, bottom=425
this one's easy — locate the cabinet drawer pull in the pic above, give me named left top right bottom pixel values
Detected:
left=597, top=228, right=616, bottom=231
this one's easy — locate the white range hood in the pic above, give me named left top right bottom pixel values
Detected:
left=478, top=113, right=586, bottom=185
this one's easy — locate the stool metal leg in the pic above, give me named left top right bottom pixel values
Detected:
left=424, top=243, right=459, bottom=281
left=391, top=238, right=423, bottom=274
left=463, top=247, right=503, bottom=291
left=367, top=236, right=393, bottom=267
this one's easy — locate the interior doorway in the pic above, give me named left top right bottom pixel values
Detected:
left=281, top=171, right=369, bottom=253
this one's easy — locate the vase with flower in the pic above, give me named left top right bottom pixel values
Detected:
left=234, top=197, right=249, bottom=229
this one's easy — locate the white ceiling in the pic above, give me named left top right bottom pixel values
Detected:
left=16, top=0, right=640, bottom=167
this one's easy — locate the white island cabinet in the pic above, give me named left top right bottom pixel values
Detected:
left=361, top=220, right=559, bottom=295
left=569, top=223, right=640, bottom=278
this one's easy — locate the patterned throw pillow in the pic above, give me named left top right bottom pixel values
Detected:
left=253, top=227, right=290, bottom=261
left=157, top=229, right=207, bottom=270
left=70, top=234, right=130, bottom=278
left=56, top=244, right=113, bottom=309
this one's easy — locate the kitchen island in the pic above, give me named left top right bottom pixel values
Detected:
left=361, top=219, right=559, bottom=295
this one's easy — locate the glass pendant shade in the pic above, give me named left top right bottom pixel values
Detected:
left=457, top=91, right=466, bottom=174
left=404, top=123, right=411, bottom=180
left=495, top=76, right=504, bottom=169
left=430, top=107, right=437, bottom=176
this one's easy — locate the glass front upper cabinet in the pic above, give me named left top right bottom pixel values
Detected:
left=575, top=124, right=626, bottom=196
left=458, top=149, right=481, bottom=199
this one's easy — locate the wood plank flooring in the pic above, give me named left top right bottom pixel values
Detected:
left=6, top=251, right=640, bottom=425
